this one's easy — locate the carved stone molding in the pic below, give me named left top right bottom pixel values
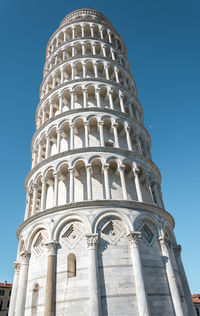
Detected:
left=45, top=241, right=58, bottom=255
left=20, top=251, right=31, bottom=264
left=14, top=261, right=21, bottom=273
left=86, top=234, right=98, bottom=249
left=127, top=231, right=141, bottom=247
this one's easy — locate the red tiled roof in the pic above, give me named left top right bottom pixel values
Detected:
left=0, top=282, right=12, bottom=288
left=192, top=294, right=200, bottom=304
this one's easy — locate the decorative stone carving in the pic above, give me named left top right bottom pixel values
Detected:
left=62, top=223, right=84, bottom=248
left=101, top=220, right=124, bottom=244
left=127, top=231, right=141, bottom=247
left=86, top=234, right=98, bottom=249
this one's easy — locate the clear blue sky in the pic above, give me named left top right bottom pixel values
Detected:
left=0, top=0, right=199, bottom=293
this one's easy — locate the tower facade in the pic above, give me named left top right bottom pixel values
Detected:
left=9, top=9, right=195, bottom=316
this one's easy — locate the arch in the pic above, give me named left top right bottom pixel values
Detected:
left=52, top=213, right=91, bottom=240
left=27, top=225, right=50, bottom=252
left=93, top=210, right=132, bottom=233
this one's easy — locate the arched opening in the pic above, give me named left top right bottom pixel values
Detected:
left=67, top=254, right=76, bottom=278
left=31, top=283, right=39, bottom=316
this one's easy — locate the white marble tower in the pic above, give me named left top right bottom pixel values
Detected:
left=9, top=8, right=195, bottom=316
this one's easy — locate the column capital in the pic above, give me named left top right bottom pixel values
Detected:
left=84, top=120, right=89, bottom=126
left=127, top=231, right=141, bottom=247
left=32, top=182, right=39, bottom=190
left=118, top=164, right=125, bottom=171
left=86, top=164, right=92, bottom=169
left=159, top=236, right=171, bottom=251
left=133, top=167, right=140, bottom=176
left=86, top=234, right=98, bottom=249
left=14, top=261, right=21, bottom=273
left=103, top=164, right=109, bottom=171
left=45, top=241, right=58, bottom=255
left=20, top=251, right=31, bottom=264
left=96, top=87, right=101, bottom=93
left=112, top=122, right=118, bottom=128
left=173, top=244, right=182, bottom=257
left=98, top=120, right=104, bottom=127
left=41, top=176, right=47, bottom=184
left=56, top=127, right=61, bottom=134
left=53, top=171, right=61, bottom=180
left=69, top=123, right=74, bottom=128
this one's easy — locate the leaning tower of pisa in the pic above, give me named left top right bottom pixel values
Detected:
left=9, top=8, right=195, bottom=316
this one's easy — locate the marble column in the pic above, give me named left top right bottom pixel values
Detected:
left=44, top=241, right=58, bottom=316
left=15, top=251, right=31, bottom=316
left=125, top=125, right=133, bottom=151
left=173, top=245, right=196, bottom=315
left=70, top=124, right=74, bottom=149
left=86, top=234, right=101, bottom=316
left=159, top=236, right=184, bottom=316
left=53, top=172, right=60, bottom=206
left=45, top=133, right=51, bottom=159
left=119, top=165, right=128, bottom=200
left=24, top=193, right=31, bottom=220
left=133, top=167, right=143, bottom=202
left=103, top=164, right=111, bottom=199
left=98, top=121, right=104, bottom=146
left=84, top=121, right=89, bottom=147
left=96, top=88, right=101, bottom=108
left=56, top=128, right=61, bottom=153
left=59, top=93, right=63, bottom=112
left=70, top=91, right=74, bottom=110
left=32, top=183, right=38, bottom=215
left=8, top=262, right=21, bottom=316
left=119, top=92, right=125, bottom=112
left=136, top=134, right=142, bottom=155
left=83, top=89, right=87, bottom=108
left=127, top=232, right=150, bottom=316
left=40, top=177, right=47, bottom=211
left=108, top=89, right=114, bottom=110
left=86, top=164, right=92, bottom=200
left=112, top=122, right=119, bottom=148
left=69, top=167, right=74, bottom=203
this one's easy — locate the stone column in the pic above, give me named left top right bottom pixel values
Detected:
left=83, top=63, right=86, bottom=78
left=136, top=134, right=142, bottom=154
left=127, top=232, right=150, bottom=316
left=24, top=193, right=31, bottom=220
left=72, top=27, right=75, bottom=39
left=45, top=133, right=51, bottom=158
left=102, top=45, right=106, bottom=57
left=144, top=172, right=154, bottom=203
left=32, top=150, right=37, bottom=168
left=83, top=88, right=87, bottom=108
left=125, top=125, right=133, bottom=151
left=152, top=181, right=161, bottom=206
left=49, top=100, right=53, bottom=118
left=15, top=251, right=31, bottom=316
left=128, top=102, right=134, bottom=118
left=115, top=68, right=119, bottom=83
left=173, top=245, right=196, bottom=315
left=82, top=43, right=85, bottom=55
left=96, top=88, right=101, bottom=108
left=70, top=124, right=74, bottom=149
left=52, top=76, right=56, bottom=89
left=98, top=121, right=104, bottom=146
left=53, top=172, right=60, bottom=207
left=103, top=164, right=111, bottom=199
left=99, top=27, right=103, bottom=39
left=32, top=183, right=38, bottom=215
left=56, top=128, right=61, bottom=153
left=86, top=164, right=92, bottom=200
left=62, top=50, right=66, bottom=61
left=59, top=93, right=63, bottom=112
left=112, top=122, right=119, bottom=148
left=111, top=48, right=115, bottom=60
left=119, top=165, right=128, bottom=200
left=70, top=91, right=74, bottom=110
left=92, top=43, right=96, bottom=55
left=108, top=89, right=114, bottom=110
left=40, top=177, right=47, bottom=211
left=8, top=262, right=21, bottom=316
left=119, top=92, right=125, bottom=112
left=44, top=242, right=58, bottom=316
left=71, top=64, right=75, bottom=79
left=84, top=121, right=89, bottom=147
left=94, top=63, right=98, bottom=77
left=81, top=25, right=84, bottom=37
left=133, top=167, right=143, bottom=202
left=69, top=167, right=74, bottom=203
left=91, top=25, right=94, bottom=37
left=86, top=234, right=101, bottom=316
left=37, top=141, right=42, bottom=163
left=159, top=236, right=184, bottom=316
left=105, top=64, right=109, bottom=80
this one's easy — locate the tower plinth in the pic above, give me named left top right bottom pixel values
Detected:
left=9, top=9, right=195, bottom=316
